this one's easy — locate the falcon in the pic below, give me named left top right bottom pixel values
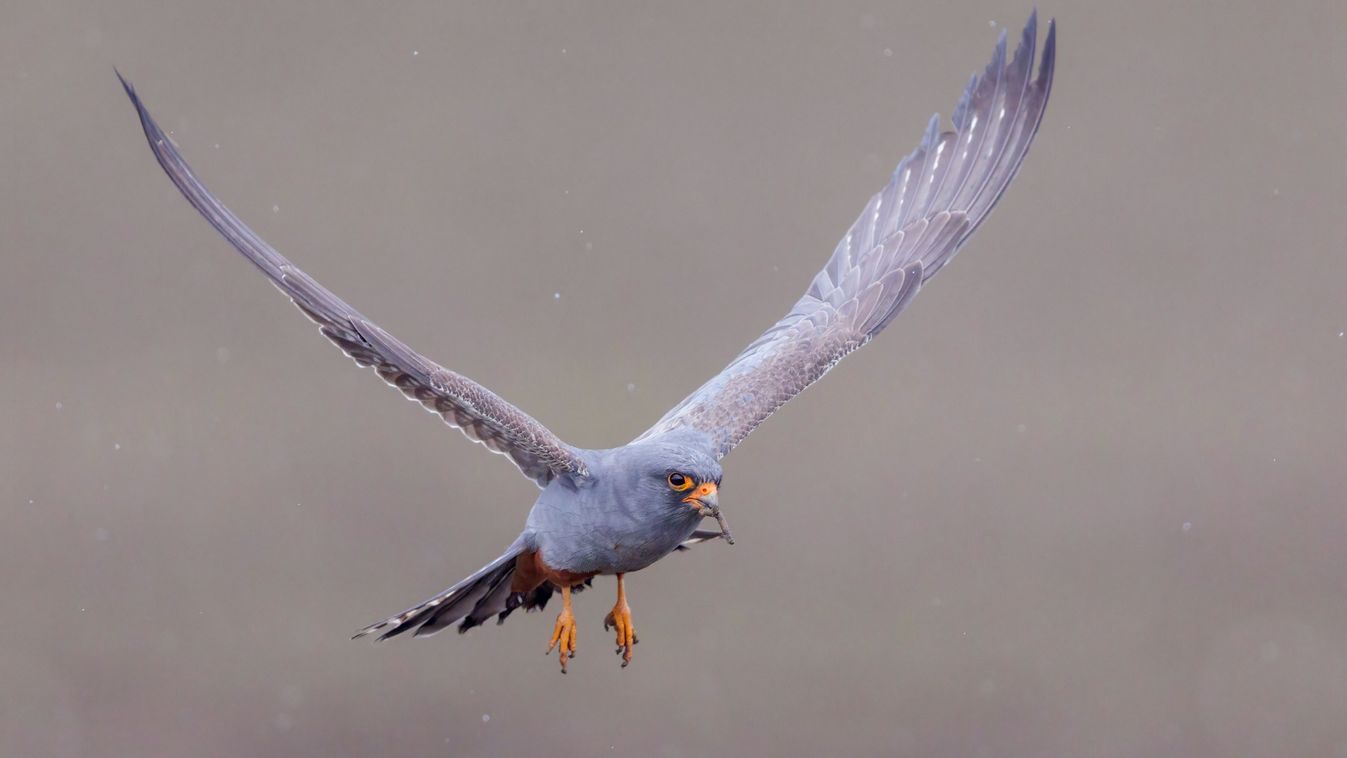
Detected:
left=121, top=11, right=1055, bottom=672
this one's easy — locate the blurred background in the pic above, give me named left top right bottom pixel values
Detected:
left=4, top=1, right=1346, bottom=756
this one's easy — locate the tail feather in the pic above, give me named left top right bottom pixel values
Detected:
left=413, top=562, right=512, bottom=638
left=454, top=571, right=517, bottom=633
left=352, top=547, right=596, bottom=641
left=353, top=546, right=521, bottom=641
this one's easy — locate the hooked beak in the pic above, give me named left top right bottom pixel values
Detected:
left=681, top=481, right=719, bottom=514
left=682, top=481, right=734, bottom=545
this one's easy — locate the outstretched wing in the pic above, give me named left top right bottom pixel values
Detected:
left=636, top=13, right=1055, bottom=458
left=120, top=74, right=589, bottom=487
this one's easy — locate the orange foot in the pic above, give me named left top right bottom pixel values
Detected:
left=545, top=584, right=577, bottom=673
left=603, top=573, right=639, bottom=667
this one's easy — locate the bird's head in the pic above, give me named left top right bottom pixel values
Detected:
left=617, top=430, right=724, bottom=522
left=651, top=448, right=722, bottom=519
left=660, top=463, right=721, bottom=518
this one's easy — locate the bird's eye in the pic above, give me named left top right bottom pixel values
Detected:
left=667, top=472, right=693, bottom=491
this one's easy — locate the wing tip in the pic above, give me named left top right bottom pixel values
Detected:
left=115, top=68, right=161, bottom=139
left=1038, top=17, right=1057, bottom=91
left=114, top=68, right=146, bottom=116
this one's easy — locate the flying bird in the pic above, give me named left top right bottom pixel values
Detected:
left=121, top=11, right=1055, bottom=672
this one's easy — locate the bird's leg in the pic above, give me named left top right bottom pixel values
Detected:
left=603, top=573, right=638, bottom=667
left=545, top=584, right=577, bottom=673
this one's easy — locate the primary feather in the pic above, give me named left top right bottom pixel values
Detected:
left=638, top=13, right=1055, bottom=459
left=117, top=73, right=589, bottom=488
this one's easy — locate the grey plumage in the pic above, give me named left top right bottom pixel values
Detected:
left=638, top=14, right=1055, bottom=459
left=356, top=429, right=723, bottom=641
left=118, top=70, right=587, bottom=489
left=120, top=11, right=1055, bottom=663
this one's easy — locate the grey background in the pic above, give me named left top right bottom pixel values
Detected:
left=4, top=1, right=1346, bottom=756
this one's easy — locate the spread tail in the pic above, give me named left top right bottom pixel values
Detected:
left=352, top=545, right=590, bottom=641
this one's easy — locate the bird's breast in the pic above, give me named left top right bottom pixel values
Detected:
left=534, top=509, right=700, bottom=576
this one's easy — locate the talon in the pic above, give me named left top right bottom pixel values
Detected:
left=545, top=584, right=578, bottom=673
left=608, top=574, right=638, bottom=668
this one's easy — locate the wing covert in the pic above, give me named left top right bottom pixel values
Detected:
left=120, top=74, right=589, bottom=487
left=637, top=13, right=1055, bottom=458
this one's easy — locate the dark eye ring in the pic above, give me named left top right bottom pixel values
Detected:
left=667, top=472, right=693, bottom=491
